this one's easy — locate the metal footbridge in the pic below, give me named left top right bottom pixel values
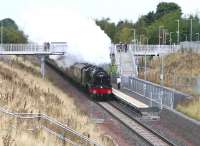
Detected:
left=130, top=44, right=180, bottom=56
left=110, top=44, right=180, bottom=77
left=0, top=43, right=65, bottom=77
left=112, top=44, right=180, bottom=57
left=0, top=44, right=65, bottom=55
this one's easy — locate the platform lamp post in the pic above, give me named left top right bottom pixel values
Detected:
left=133, top=28, right=136, bottom=43
left=144, top=37, right=148, bottom=80
left=176, top=19, right=180, bottom=44
left=170, top=32, right=175, bottom=52
left=159, top=26, right=164, bottom=45
left=119, top=43, right=122, bottom=76
left=161, top=29, right=169, bottom=86
left=163, top=29, right=168, bottom=45
left=139, top=35, right=142, bottom=45
left=195, top=32, right=199, bottom=41
left=184, top=34, right=188, bottom=41
left=190, top=18, right=193, bottom=42
left=158, top=26, right=164, bottom=86
left=160, top=55, right=164, bottom=86
left=131, top=28, right=136, bottom=52
left=170, top=32, right=175, bottom=46
left=1, top=20, right=3, bottom=47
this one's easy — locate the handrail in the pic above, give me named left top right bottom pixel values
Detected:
left=114, top=44, right=181, bottom=55
left=0, top=107, right=101, bottom=146
left=42, top=126, right=79, bottom=146
left=0, top=44, right=65, bottom=55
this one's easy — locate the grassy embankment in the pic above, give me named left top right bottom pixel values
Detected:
left=0, top=56, right=115, bottom=146
left=138, top=52, right=200, bottom=121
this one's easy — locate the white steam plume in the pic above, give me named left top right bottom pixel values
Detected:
left=19, top=7, right=111, bottom=67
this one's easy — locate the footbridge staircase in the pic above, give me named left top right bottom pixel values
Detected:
left=111, top=44, right=180, bottom=77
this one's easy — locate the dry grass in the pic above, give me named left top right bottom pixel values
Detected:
left=177, top=98, right=200, bottom=121
left=139, top=52, right=200, bottom=121
left=0, top=56, right=115, bottom=146
left=141, top=52, right=200, bottom=95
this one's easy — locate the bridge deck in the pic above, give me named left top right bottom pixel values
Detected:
left=0, top=51, right=64, bottom=55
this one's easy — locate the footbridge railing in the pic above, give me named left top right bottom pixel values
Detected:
left=0, top=44, right=43, bottom=52
left=110, top=44, right=180, bottom=56
left=130, top=44, right=180, bottom=55
left=0, top=43, right=65, bottom=55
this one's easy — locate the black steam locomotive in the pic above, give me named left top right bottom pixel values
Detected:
left=47, top=59, right=112, bottom=98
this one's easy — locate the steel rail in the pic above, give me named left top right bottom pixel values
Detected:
left=108, top=101, right=177, bottom=146
left=98, top=102, right=175, bottom=146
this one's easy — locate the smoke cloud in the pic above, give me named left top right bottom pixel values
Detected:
left=19, top=7, right=111, bottom=67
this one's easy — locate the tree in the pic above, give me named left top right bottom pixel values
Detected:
left=3, top=28, right=28, bottom=43
left=155, top=2, right=182, bottom=19
left=1, top=18, right=18, bottom=30
left=95, top=2, right=200, bottom=45
left=114, top=27, right=133, bottom=43
left=114, top=20, right=134, bottom=43
left=96, top=18, right=116, bottom=42
left=146, top=10, right=181, bottom=44
left=144, top=11, right=155, bottom=25
left=116, top=20, right=134, bottom=30
left=0, top=18, right=28, bottom=43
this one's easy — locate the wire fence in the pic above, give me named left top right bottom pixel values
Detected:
left=0, top=106, right=101, bottom=146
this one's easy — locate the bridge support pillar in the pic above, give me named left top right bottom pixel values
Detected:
left=40, top=56, right=45, bottom=78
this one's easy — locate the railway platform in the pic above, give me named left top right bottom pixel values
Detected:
left=112, top=84, right=160, bottom=119
left=112, top=83, right=149, bottom=108
left=112, top=87, right=148, bottom=109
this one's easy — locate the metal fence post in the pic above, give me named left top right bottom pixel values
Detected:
left=40, top=56, right=45, bottom=78
left=62, top=132, right=66, bottom=146
left=173, top=70, right=176, bottom=89
left=171, top=91, right=174, bottom=109
left=161, top=88, right=163, bottom=109
left=150, top=90, right=152, bottom=107
left=143, top=82, right=146, bottom=96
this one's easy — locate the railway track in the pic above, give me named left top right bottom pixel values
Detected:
left=109, top=99, right=143, bottom=117
left=45, top=60, right=175, bottom=146
left=98, top=101, right=175, bottom=146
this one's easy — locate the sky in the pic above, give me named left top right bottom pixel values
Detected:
left=0, top=0, right=199, bottom=64
left=0, top=0, right=200, bottom=25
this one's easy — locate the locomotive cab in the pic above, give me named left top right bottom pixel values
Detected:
left=88, top=67, right=112, bottom=97
left=93, top=72, right=111, bottom=88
